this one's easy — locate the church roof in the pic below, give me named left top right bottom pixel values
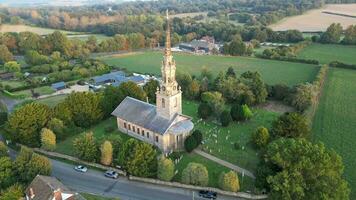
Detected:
left=112, top=97, right=181, bottom=135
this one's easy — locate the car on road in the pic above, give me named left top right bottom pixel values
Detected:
left=198, top=190, right=217, bottom=199
left=104, top=170, right=119, bottom=179
left=74, top=165, right=88, bottom=173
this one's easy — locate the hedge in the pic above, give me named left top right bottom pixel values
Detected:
left=329, top=61, right=356, bottom=70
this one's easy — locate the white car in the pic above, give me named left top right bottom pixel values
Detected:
left=74, top=165, right=88, bottom=173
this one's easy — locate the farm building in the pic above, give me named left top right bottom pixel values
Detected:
left=51, top=82, right=66, bottom=91
left=179, top=36, right=218, bottom=54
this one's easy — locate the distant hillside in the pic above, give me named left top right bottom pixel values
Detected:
left=0, top=0, right=142, bottom=7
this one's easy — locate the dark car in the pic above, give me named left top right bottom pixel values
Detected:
left=198, top=190, right=217, bottom=199
left=104, top=170, right=119, bottom=179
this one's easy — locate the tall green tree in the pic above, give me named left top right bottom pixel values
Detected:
left=0, top=45, right=13, bottom=64
left=0, top=142, right=7, bottom=158
left=252, top=126, right=270, bottom=148
left=73, top=132, right=99, bottom=162
left=63, top=92, right=103, bottom=128
left=100, top=140, right=113, bottom=166
left=0, top=157, right=15, bottom=190
left=219, top=171, right=240, bottom=192
left=272, top=112, right=309, bottom=138
left=143, top=79, right=159, bottom=103
left=182, top=163, right=209, bottom=186
left=342, top=25, right=356, bottom=45
left=266, top=138, right=350, bottom=200
left=6, top=103, right=52, bottom=147
left=157, top=155, right=175, bottom=181
left=40, top=128, right=56, bottom=151
left=0, top=184, right=23, bottom=200
left=118, top=81, right=147, bottom=102
left=320, top=23, right=343, bottom=44
left=241, top=71, right=268, bottom=104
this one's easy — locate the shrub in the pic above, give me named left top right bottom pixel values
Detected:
left=230, top=104, right=243, bottom=121
left=47, top=118, right=65, bottom=140
left=73, top=132, right=99, bottom=162
left=198, top=103, right=212, bottom=119
left=100, top=140, right=113, bottom=166
left=0, top=157, right=15, bottom=189
left=157, top=155, right=175, bottom=181
left=182, top=162, right=209, bottom=186
left=220, top=110, right=232, bottom=127
left=271, top=84, right=290, bottom=101
left=272, top=112, right=309, bottom=138
left=192, top=130, right=203, bottom=145
left=40, top=128, right=56, bottom=151
left=0, top=183, right=23, bottom=199
left=219, top=171, right=240, bottom=192
left=184, top=135, right=198, bottom=153
left=252, top=127, right=270, bottom=148
left=242, top=104, right=253, bottom=120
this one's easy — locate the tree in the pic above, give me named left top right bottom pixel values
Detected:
left=230, top=104, right=243, bottom=121
left=182, top=163, right=209, bottom=186
left=157, top=155, right=174, bottom=181
left=320, top=23, right=343, bottom=44
left=47, top=118, right=65, bottom=140
left=271, top=84, right=290, bottom=101
left=219, top=171, right=240, bottom=192
left=220, top=110, right=232, bottom=127
left=118, top=139, right=157, bottom=177
left=100, top=141, right=113, bottom=166
left=0, top=183, right=23, bottom=200
left=241, top=71, right=268, bottom=104
left=0, top=45, right=13, bottom=64
left=225, top=67, right=236, bottom=79
left=4, top=61, right=20, bottom=73
left=266, top=138, right=350, bottom=200
left=104, top=135, right=122, bottom=157
left=291, top=83, right=313, bottom=112
left=186, top=80, right=200, bottom=100
left=201, top=91, right=225, bottom=117
left=40, top=128, right=56, bottom=151
left=143, top=79, right=159, bottom=103
left=100, top=86, right=122, bottom=118
left=6, top=103, right=52, bottom=147
left=73, top=132, right=99, bottom=162
left=63, top=92, right=103, bottom=128
left=198, top=103, right=212, bottom=119
left=0, top=157, right=15, bottom=190
left=223, top=39, right=247, bottom=56
left=184, top=135, right=198, bottom=153
left=252, top=127, right=270, bottom=148
left=26, top=154, right=52, bottom=182
left=53, top=102, right=72, bottom=125
left=342, top=25, right=356, bottom=45
left=272, top=112, right=309, bottom=138
left=118, top=81, right=147, bottom=102
left=0, top=142, right=7, bottom=158
left=44, top=31, right=71, bottom=57
left=192, top=130, right=203, bottom=145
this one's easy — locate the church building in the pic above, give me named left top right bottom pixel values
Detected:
left=112, top=11, right=194, bottom=152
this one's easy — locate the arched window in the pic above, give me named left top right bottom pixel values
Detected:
left=162, top=98, right=165, bottom=108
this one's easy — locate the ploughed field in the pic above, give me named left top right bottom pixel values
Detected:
left=297, top=44, right=356, bottom=65
left=269, top=4, right=356, bottom=32
left=101, top=51, right=320, bottom=86
left=312, top=68, right=356, bottom=199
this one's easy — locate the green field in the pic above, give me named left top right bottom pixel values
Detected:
left=312, top=68, right=356, bottom=198
left=101, top=51, right=319, bottom=86
left=0, top=24, right=80, bottom=35
left=35, top=95, right=68, bottom=107
left=13, top=86, right=55, bottom=98
left=298, top=43, right=356, bottom=65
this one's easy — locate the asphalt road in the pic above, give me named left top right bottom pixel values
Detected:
left=51, top=159, right=240, bottom=200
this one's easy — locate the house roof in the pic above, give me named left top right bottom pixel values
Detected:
left=25, top=175, right=75, bottom=200
left=51, top=82, right=66, bottom=90
left=128, top=75, right=145, bottom=83
left=92, top=71, right=126, bottom=84
left=112, top=97, right=188, bottom=135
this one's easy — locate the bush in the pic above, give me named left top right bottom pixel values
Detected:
left=182, top=162, right=209, bottom=186
left=40, top=128, right=56, bottom=151
left=47, top=118, right=65, bottom=140
left=271, top=84, right=290, bottom=101
left=230, top=104, right=243, bottom=121
left=184, top=135, right=198, bottom=153
left=73, top=132, right=99, bottom=162
left=272, top=112, right=309, bottom=138
left=0, top=183, right=23, bottom=199
left=157, top=155, right=175, bottom=181
left=100, top=140, right=113, bottom=166
left=198, top=103, right=212, bottom=119
left=192, top=130, right=203, bottom=145
left=329, top=61, right=356, bottom=70
left=242, top=104, right=253, bottom=120
left=220, top=110, right=232, bottom=127
left=219, top=171, right=240, bottom=192
left=0, top=141, right=8, bottom=158
left=252, top=127, right=270, bottom=148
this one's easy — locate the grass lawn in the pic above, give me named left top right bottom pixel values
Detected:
left=13, top=86, right=55, bottom=98
left=298, top=43, right=356, bottom=65
left=35, top=95, right=68, bottom=107
left=0, top=24, right=81, bottom=35
left=173, top=152, right=256, bottom=192
left=1, top=80, right=26, bottom=89
left=81, top=193, right=120, bottom=200
left=183, top=101, right=279, bottom=172
left=101, top=51, right=319, bottom=86
left=312, top=68, right=356, bottom=199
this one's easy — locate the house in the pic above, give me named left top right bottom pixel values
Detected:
left=112, top=11, right=194, bottom=153
left=51, top=82, right=66, bottom=91
left=25, top=175, right=80, bottom=200
left=179, top=39, right=217, bottom=54
left=91, top=71, right=126, bottom=86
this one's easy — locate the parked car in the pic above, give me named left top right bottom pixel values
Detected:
left=104, top=170, right=119, bottom=179
left=198, top=190, right=217, bottom=199
left=74, top=165, right=88, bottom=173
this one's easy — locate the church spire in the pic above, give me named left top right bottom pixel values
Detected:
left=164, top=9, right=171, bottom=57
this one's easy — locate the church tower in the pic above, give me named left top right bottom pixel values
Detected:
left=156, top=10, right=182, bottom=119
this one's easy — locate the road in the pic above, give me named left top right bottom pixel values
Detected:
left=52, top=160, right=240, bottom=200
